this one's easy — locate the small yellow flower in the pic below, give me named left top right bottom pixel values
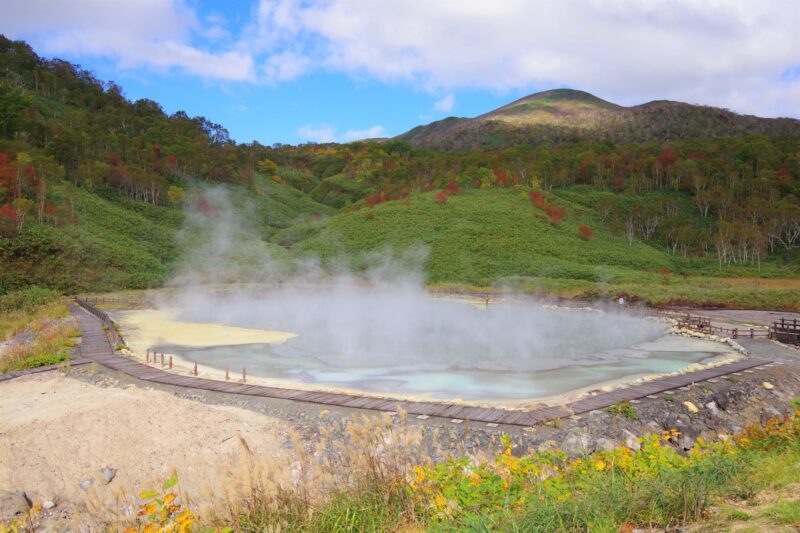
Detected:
left=433, top=493, right=447, bottom=509
left=595, top=459, right=606, bottom=471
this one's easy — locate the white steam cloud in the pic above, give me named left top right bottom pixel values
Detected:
left=158, top=186, right=673, bottom=400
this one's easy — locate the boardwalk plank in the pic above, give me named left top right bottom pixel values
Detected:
left=54, top=302, right=774, bottom=428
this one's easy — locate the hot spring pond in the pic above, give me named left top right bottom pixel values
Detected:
left=121, top=289, right=730, bottom=402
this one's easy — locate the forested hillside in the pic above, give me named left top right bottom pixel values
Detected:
left=1, top=35, right=798, bottom=307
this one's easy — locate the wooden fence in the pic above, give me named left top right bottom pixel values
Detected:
left=773, top=318, right=800, bottom=345
left=673, top=313, right=800, bottom=344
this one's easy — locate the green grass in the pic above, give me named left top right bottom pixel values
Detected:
left=5, top=349, right=70, bottom=371
left=274, top=188, right=799, bottom=309
left=765, top=500, right=800, bottom=525
left=0, top=178, right=330, bottom=293
left=283, top=188, right=674, bottom=284
left=604, top=400, right=638, bottom=420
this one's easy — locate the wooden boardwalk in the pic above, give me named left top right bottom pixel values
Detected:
left=0, top=358, right=91, bottom=383
left=66, top=304, right=773, bottom=427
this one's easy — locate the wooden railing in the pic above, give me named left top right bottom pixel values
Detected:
left=75, top=297, right=126, bottom=348
left=773, top=318, right=800, bottom=345
left=672, top=312, right=800, bottom=344
left=674, top=313, right=770, bottom=339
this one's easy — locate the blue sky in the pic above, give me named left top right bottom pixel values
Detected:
left=3, top=0, right=799, bottom=145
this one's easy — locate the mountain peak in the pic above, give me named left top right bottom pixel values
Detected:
left=483, top=89, right=620, bottom=121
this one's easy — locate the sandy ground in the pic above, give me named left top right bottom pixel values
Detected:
left=0, top=371, right=296, bottom=507
left=116, top=309, right=296, bottom=352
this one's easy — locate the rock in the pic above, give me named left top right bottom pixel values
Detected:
left=762, top=382, right=775, bottom=390
left=561, top=428, right=591, bottom=456
left=622, top=429, right=641, bottom=450
left=0, top=491, right=32, bottom=520
left=42, top=499, right=57, bottom=510
left=678, top=433, right=695, bottom=451
left=705, top=401, right=722, bottom=417
left=594, top=438, right=619, bottom=452
left=79, top=479, right=93, bottom=490
left=101, top=467, right=117, bottom=484
left=683, top=401, right=699, bottom=414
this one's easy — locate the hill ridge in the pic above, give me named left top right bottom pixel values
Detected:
left=399, top=89, right=800, bottom=150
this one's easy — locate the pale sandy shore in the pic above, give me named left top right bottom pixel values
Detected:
left=0, top=372, right=295, bottom=507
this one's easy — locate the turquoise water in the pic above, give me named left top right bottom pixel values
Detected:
left=147, top=291, right=723, bottom=400
left=157, top=342, right=720, bottom=400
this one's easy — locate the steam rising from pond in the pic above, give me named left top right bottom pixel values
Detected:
left=144, top=186, right=720, bottom=400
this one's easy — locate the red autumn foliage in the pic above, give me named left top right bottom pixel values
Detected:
left=0, top=203, right=19, bottom=222
left=656, top=147, right=677, bottom=168
left=577, top=224, right=593, bottom=240
left=492, top=168, right=509, bottom=186
left=434, top=190, right=449, bottom=204
left=529, top=190, right=546, bottom=209
left=545, top=205, right=567, bottom=225
left=364, top=191, right=388, bottom=207
left=445, top=181, right=462, bottom=195
left=0, top=203, right=19, bottom=235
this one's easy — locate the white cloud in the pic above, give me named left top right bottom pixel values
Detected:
left=297, top=123, right=338, bottom=143
left=341, top=125, right=387, bottom=141
left=433, top=94, right=456, bottom=114
left=297, top=124, right=387, bottom=143
left=4, top=0, right=800, bottom=117
left=0, top=0, right=255, bottom=81
left=262, top=50, right=311, bottom=82
left=250, top=0, right=800, bottom=117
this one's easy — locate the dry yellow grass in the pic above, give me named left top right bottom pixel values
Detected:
left=0, top=315, right=79, bottom=372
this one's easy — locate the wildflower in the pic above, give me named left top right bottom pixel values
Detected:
left=595, top=459, right=607, bottom=471
left=433, top=493, right=447, bottom=510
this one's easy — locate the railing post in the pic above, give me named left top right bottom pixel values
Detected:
left=169, top=356, right=172, bottom=369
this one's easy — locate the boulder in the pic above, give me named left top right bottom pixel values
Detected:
left=0, top=491, right=32, bottom=521
left=705, top=401, right=722, bottom=418
left=594, top=438, right=619, bottom=452
left=622, top=429, right=641, bottom=451
left=561, top=428, right=592, bottom=456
